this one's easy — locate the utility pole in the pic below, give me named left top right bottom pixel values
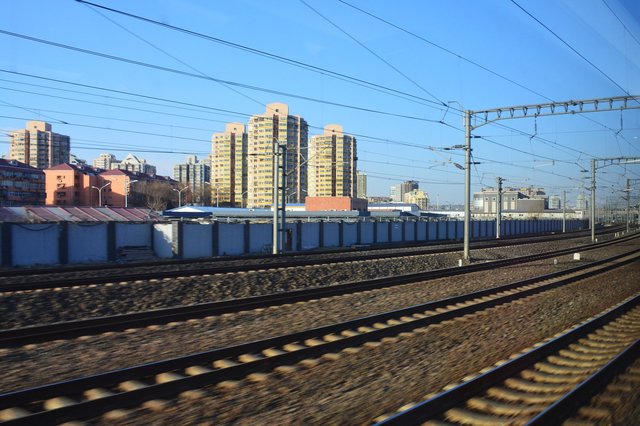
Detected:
left=463, top=111, right=471, bottom=260
left=562, top=190, right=566, bottom=233
left=496, top=177, right=503, bottom=239
left=591, top=159, right=596, bottom=243
left=272, top=136, right=287, bottom=255
left=626, top=179, right=631, bottom=233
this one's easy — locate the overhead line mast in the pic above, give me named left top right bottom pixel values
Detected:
left=462, top=95, right=640, bottom=260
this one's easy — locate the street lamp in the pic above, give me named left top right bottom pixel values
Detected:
left=172, top=186, right=189, bottom=207
left=91, top=181, right=111, bottom=207
left=125, top=179, right=138, bottom=208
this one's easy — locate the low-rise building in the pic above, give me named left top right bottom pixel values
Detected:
left=0, top=159, right=46, bottom=206
left=44, top=163, right=100, bottom=206
left=305, top=196, right=368, bottom=212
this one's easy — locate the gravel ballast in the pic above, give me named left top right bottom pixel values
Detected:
left=0, top=236, right=605, bottom=328
left=0, top=238, right=637, bottom=395
left=93, top=262, right=640, bottom=425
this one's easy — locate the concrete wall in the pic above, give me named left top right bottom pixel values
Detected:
left=182, top=223, right=213, bottom=259
left=12, top=224, right=59, bottom=266
left=153, top=223, right=173, bottom=259
left=116, top=223, right=151, bottom=248
left=1, top=218, right=590, bottom=266
left=69, top=223, right=108, bottom=264
left=218, top=223, right=245, bottom=255
left=249, top=223, right=271, bottom=253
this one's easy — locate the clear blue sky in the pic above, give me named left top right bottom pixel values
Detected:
left=2, top=0, right=640, bottom=206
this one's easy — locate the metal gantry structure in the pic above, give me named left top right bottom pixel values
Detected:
left=462, top=95, right=640, bottom=260
left=590, top=157, right=640, bottom=242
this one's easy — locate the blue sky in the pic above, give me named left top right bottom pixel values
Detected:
left=2, top=0, right=640, bottom=206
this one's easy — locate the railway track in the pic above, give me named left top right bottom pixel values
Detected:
left=2, top=233, right=638, bottom=347
left=377, top=294, right=640, bottom=425
left=0, top=227, right=620, bottom=292
left=1, top=247, right=638, bottom=424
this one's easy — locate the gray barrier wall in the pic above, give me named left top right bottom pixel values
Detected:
left=0, top=219, right=590, bottom=267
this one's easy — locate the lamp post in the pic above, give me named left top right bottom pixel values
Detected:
left=91, top=181, right=111, bottom=207
left=125, top=179, right=138, bottom=208
left=172, top=186, right=189, bottom=207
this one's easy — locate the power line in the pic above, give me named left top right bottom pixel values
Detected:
left=298, top=0, right=446, bottom=107
left=75, top=0, right=445, bottom=110
left=337, top=0, right=553, bottom=102
left=510, top=0, right=636, bottom=99
left=0, top=75, right=440, bottom=151
left=601, top=0, right=640, bottom=47
left=0, top=29, right=443, bottom=124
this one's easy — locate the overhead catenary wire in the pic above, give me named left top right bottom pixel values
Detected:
left=298, top=0, right=446, bottom=107
left=337, top=0, right=639, bottom=156
left=601, top=0, right=640, bottom=48
left=510, top=0, right=638, bottom=101
left=0, top=29, right=444, bottom=124
left=75, top=0, right=446, bottom=111
left=336, top=0, right=554, bottom=103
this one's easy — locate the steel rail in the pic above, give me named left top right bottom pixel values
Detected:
left=376, top=294, right=640, bottom=425
left=1, top=249, right=638, bottom=424
left=0, top=227, right=619, bottom=292
left=2, top=234, right=638, bottom=347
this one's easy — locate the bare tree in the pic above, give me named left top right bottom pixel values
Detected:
left=135, top=181, right=175, bottom=211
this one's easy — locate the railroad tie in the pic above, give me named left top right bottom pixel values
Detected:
left=0, top=407, right=31, bottom=421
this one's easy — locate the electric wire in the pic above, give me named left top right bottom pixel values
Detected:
left=336, top=0, right=553, bottom=103
left=510, top=0, right=637, bottom=100
left=298, top=0, right=446, bottom=107
left=0, top=29, right=442, bottom=124
left=74, top=0, right=446, bottom=110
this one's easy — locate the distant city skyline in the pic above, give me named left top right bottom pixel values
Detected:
left=2, top=1, right=639, bottom=203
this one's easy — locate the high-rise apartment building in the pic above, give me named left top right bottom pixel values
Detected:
left=247, top=103, right=308, bottom=208
left=93, top=153, right=116, bottom=170
left=356, top=171, right=367, bottom=199
left=173, top=155, right=211, bottom=205
left=112, top=153, right=156, bottom=175
left=404, top=189, right=429, bottom=210
left=211, top=123, right=248, bottom=207
left=308, top=124, right=356, bottom=198
left=400, top=180, right=419, bottom=202
left=9, top=121, right=70, bottom=169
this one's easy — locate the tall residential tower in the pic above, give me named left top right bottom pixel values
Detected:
left=9, top=121, right=70, bottom=169
left=211, top=122, right=248, bottom=207
left=308, top=124, right=357, bottom=198
left=247, top=103, right=308, bottom=208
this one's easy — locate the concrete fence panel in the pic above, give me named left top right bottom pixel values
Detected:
left=69, top=223, right=108, bottom=264
left=301, top=222, right=320, bottom=250
left=218, top=223, right=246, bottom=255
left=360, top=222, right=374, bottom=244
left=116, top=223, right=152, bottom=248
left=12, top=223, right=59, bottom=266
left=427, top=222, right=438, bottom=240
left=182, top=223, right=213, bottom=259
left=376, top=221, right=389, bottom=243
left=249, top=223, right=271, bottom=254
left=390, top=222, right=402, bottom=242
left=323, top=222, right=340, bottom=248
left=153, top=223, right=173, bottom=259
left=343, top=223, right=358, bottom=246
